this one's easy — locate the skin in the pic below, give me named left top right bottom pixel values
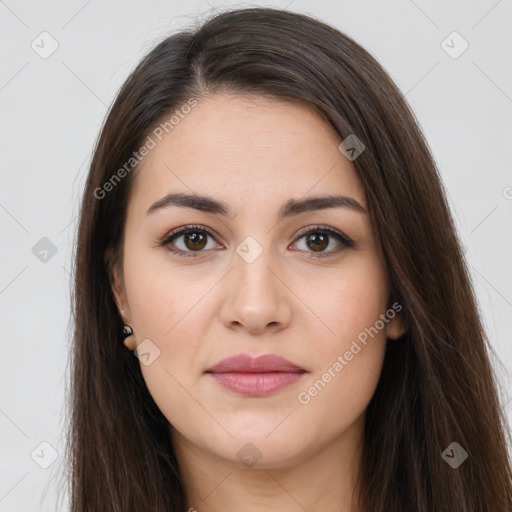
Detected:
left=107, top=93, right=406, bottom=512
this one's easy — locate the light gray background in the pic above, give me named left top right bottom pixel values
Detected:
left=1, top=1, right=511, bottom=510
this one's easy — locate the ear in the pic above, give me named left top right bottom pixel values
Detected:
left=385, top=309, right=407, bottom=341
left=105, top=247, right=136, bottom=350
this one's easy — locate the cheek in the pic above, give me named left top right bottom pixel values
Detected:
left=307, top=253, right=389, bottom=354
left=124, top=261, right=208, bottom=430
left=295, top=254, right=389, bottom=415
left=294, top=335, right=385, bottom=451
left=122, top=249, right=214, bottom=388
left=293, top=297, right=388, bottom=447
left=124, top=246, right=206, bottom=339
left=127, top=274, right=206, bottom=379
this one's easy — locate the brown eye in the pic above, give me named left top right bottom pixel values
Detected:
left=161, top=224, right=354, bottom=259
left=161, top=225, right=221, bottom=258
left=181, top=231, right=208, bottom=251
left=304, top=232, right=329, bottom=252
left=292, top=225, right=355, bottom=258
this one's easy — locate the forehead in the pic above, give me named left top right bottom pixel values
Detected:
left=129, top=94, right=367, bottom=218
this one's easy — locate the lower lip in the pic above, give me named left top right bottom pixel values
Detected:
left=208, top=371, right=305, bottom=396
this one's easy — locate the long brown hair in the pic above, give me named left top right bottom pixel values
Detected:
left=66, top=7, right=512, bottom=511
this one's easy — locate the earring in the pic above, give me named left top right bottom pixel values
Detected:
left=122, top=324, right=134, bottom=338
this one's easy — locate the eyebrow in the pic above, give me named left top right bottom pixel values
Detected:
left=146, top=192, right=367, bottom=219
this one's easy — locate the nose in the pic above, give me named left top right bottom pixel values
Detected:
left=218, top=243, right=292, bottom=335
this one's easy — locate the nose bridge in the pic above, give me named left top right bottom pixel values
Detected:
left=233, top=233, right=280, bottom=301
left=219, top=232, right=291, bottom=332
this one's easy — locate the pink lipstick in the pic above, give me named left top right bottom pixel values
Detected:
left=205, top=353, right=306, bottom=396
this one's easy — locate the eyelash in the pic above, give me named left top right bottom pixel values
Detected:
left=159, top=224, right=355, bottom=259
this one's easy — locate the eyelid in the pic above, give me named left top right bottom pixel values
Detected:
left=162, top=224, right=219, bottom=243
left=293, top=224, right=354, bottom=247
left=159, top=223, right=355, bottom=258
left=159, top=224, right=220, bottom=252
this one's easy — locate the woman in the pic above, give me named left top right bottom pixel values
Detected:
left=67, top=7, right=512, bottom=511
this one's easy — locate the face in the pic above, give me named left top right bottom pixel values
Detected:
left=107, top=93, right=405, bottom=469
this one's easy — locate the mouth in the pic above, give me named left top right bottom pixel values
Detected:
left=205, top=353, right=306, bottom=396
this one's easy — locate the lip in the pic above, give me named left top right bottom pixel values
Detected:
left=206, top=353, right=305, bottom=373
left=206, top=354, right=306, bottom=396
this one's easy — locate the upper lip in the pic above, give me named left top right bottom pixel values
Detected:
left=206, top=354, right=306, bottom=373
